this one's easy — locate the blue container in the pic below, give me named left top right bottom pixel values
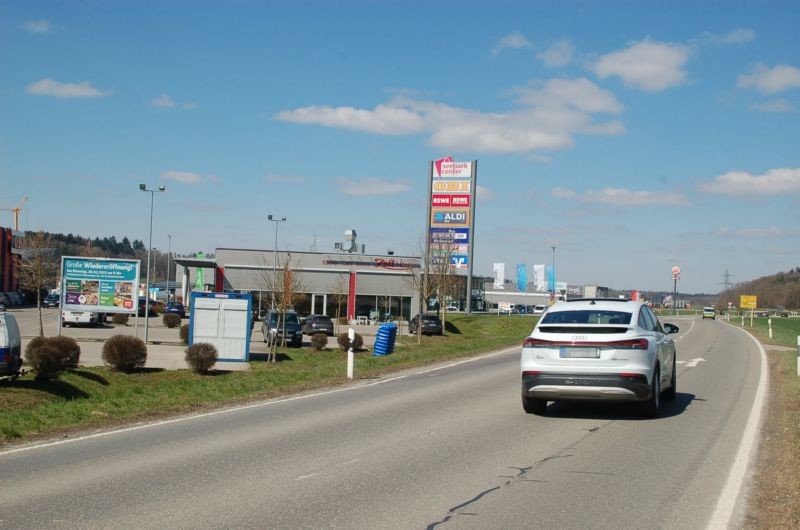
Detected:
left=373, top=323, right=398, bottom=356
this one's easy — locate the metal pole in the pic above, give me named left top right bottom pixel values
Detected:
left=551, top=246, right=556, bottom=302
left=144, top=190, right=154, bottom=342
left=167, top=234, right=171, bottom=302
left=273, top=220, right=278, bottom=310
left=673, top=277, right=678, bottom=316
left=423, top=161, right=433, bottom=328
left=466, top=159, right=477, bottom=315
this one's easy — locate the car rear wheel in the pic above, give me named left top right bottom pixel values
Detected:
left=522, top=396, right=547, bottom=415
left=642, top=366, right=662, bottom=417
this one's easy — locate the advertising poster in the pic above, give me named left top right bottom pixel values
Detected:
left=61, top=257, right=140, bottom=313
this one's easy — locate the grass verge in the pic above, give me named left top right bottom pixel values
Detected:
left=0, top=314, right=534, bottom=444
left=727, top=317, right=800, bottom=527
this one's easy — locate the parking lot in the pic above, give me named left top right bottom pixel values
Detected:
left=8, top=307, right=388, bottom=370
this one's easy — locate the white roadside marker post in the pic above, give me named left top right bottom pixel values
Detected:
left=769, top=318, right=773, bottom=339
left=796, top=335, right=799, bottom=377
left=347, top=327, right=355, bottom=380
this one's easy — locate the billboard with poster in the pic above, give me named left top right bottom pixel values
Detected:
left=61, top=256, right=140, bottom=313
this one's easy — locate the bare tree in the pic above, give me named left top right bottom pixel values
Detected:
left=17, top=231, right=59, bottom=336
left=256, top=254, right=306, bottom=361
left=331, top=273, right=349, bottom=335
left=428, top=240, right=460, bottom=334
left=405, top=235, right=436, bottom=344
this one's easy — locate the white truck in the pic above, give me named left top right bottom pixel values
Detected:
left=62, top=310, right=105, bottom=327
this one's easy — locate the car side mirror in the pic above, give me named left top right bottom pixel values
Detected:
left=663, top=323, right=679, bottom=334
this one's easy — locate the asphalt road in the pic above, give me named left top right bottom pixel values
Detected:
left=0, top=316, right=764, bottom=529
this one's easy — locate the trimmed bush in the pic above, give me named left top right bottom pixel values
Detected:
left=102, top=335, right=147, bottom=373
left=112, top=313, right=130, bottom=325
left=180, top=324, right=190, bottom=345
left=24, top=337, right=64, bottom=381
left=310, top=333, right=328, bottom=351
left=163, top=313, right=182, bottom=329
left=50, top=336, right=81, bottom=368
left=336, top=332, right=363, bottom=351
left=185, top=342, right=217, bottom=374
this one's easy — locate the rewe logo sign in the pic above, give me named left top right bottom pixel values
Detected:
left=432, top=209, right=469, bottom=225
left=434, top=155, right=472, bottom=178
left=431, top=194, right=470, bottom=207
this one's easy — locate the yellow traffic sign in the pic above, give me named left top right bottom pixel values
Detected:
left=740, top=295, right=757, bottom=309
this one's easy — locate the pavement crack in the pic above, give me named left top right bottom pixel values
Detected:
left=425, top=486, right=500, bottom=529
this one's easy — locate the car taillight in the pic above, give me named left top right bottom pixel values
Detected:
left=522, top=370, right=541, bottom=376
left=523, top=337, right=648, bottom=349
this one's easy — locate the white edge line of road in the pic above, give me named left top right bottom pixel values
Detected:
left=0, top=345, right=521, bottom=457
left=707, top=323, right=768, bottom=529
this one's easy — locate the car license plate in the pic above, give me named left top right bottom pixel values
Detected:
left=560, top=347, right=600, bottom=359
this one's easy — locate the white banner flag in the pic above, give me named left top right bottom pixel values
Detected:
left=493, top=263, right=505, bottom=289
left=533, top=264, right=546, bottom=292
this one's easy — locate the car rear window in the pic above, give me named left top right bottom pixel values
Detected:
left=314, top=316, right=332, bottom=322
left=541, top=310, right=632, bottom=325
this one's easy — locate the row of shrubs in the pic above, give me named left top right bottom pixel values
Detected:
left=23, top=335, right=220, bottom=380
left=109, top=313, right=183, bottom=328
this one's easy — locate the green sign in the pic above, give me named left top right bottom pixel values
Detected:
left=61, top=257, right=140, bottom=313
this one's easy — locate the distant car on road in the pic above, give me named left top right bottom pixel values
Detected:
left=42, top=293, right=60, bottom=308
left=521, top=298, right=679, bottom=416
left=409, top=314, right=442, bottom=336
left=302, top=314, right=334, bottom=336
left=702, top=307, right=716, bottom=320
left=164, top=301, right=186, bottom=319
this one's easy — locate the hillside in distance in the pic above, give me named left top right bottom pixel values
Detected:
left=715, top=268, right=800, bottom=310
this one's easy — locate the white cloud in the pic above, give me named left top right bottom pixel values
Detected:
left=26, top=78, right=110, bottom=98
left=152, top=93, right=197, bottom=109
left=552, top=187, right=689, bottom=205
left=537, top=39, right=574, bottom=67
left=21, top=20, right=51, bottom=34
left=750, top=99, right=794, bottom=113
left=702, top=28, right=755, bottom=45
left=476, top=185, right=493, bottom=201
left=337, top=177, right=410, bottom=196
left=513, top=77, right=623, bottom=114
left=738, top=63, right=800, bottom=94
left=275, top=104, right=426, bottom=135
left=264, top=174, right=307, bottom=183
left=275, top=82, right=625, bottom=155
left=491, top=31, right=532, bottom=57
left=699, top=168, right=800, bottom=195
left=550, top=187, right=576, bottom=199
left=592, top=38, right=690, bottom=92
left=162, top=170, right=205, bottom=184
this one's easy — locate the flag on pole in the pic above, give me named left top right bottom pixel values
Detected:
left=533, top=264, right=546, bottom=292
left=516, top=264, right=527, bottom=292
left=493, top=263, right=505, bottom=289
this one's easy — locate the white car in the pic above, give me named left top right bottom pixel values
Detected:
left=62, top=310, right=102, bottom=327
left=520, top=298, right=678, bottom=416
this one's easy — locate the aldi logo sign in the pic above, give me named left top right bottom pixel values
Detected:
left=432, top=209, right=469, bottom=226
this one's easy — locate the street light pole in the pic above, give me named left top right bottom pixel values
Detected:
left=167, top=234, right=172, bottom=302
left=267, top=214, right=286, bottom=310
left=140, top=184, right=165, bottom=343
left=551, top=245, right=556, bottom=302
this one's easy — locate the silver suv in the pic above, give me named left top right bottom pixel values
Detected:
left=521, top=298, right=679, bottom=416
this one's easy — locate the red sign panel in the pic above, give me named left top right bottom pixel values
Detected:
left=431, top=194, right=471, bottom=207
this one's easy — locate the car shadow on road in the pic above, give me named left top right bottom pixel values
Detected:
left=539, top=392, right=698, bottom=420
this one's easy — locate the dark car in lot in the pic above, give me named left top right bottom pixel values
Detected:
left=138, top=297, right=161, bottom=317
left=164, top=301, right=186, bottom=318
left=262, top=309, right=303, bottom=347
left=302, top=314, right=335, bottom=336
left=42, top=293, right=60, bottom=308
left=409, top=314, right=443, bottom=335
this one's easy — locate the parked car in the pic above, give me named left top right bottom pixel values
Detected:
left=702, top=307, right=716, bottom=320
left=409, top=314, right=443, bottom=336
left=138, top=297, right=161, bottom=317
left=62, top=310, right=102, bottom=327
left=521, top=298, right=679, bottom=416
left=262, top=309, right=303, bottom=347
left=0, top=293, right=11, bottom=308
left=0, top=311, right=22, bottom=376
left=445, top=304, right=459, bottom=312
left=164, top=301, right=186, bottom=318
left=532, top=305, right=547, bottom=315
left=42, top=293, right=60, bottom=308
left=302, top=314, right=334, bottom=336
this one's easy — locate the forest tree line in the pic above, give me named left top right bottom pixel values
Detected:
left=716, top=267, right=800, bottom=310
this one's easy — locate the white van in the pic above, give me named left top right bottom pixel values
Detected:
left=62, top=310, right=101, bottom=327
left=0, top=311, right=22, bottom=376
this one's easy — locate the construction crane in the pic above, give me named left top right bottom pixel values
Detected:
left=0, top=196, right=28, bottom=230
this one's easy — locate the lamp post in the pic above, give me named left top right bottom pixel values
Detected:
left=268, top=214, right=286, bottom=310
left=140, top=184, right=165, bottom=342
left=167, top=234, right=172, bottom=302
left=551, top=245, right=556, bottom=302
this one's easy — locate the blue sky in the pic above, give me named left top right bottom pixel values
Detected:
left=2, top=1, right=800, bottom=294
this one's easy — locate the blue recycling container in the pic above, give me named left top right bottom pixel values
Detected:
left=373, top=323, right=398, bottom=356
